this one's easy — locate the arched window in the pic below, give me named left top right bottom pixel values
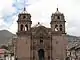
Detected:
left=38, top=49, right=44, bottom=60
left=60, top=25, right=62, bottom=27
left=55, top=25, right=58, bottom=31
left=60, top=25, right=62, bottom=31
left=40, top=36, right=43, bottom=43
left=20, top=24, right=23, bottom=31
left=25, top=24, right=28, bottom=31
left=57, top=16, right=60, bottom=19
left=60, top=28, right=62, bottom=31
left=55, top=25, right=58, bottom=28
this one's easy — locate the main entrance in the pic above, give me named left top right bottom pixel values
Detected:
left=38, top=49, right=44, bottom=60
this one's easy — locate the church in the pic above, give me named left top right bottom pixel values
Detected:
left=13, top=7, right=68, bottom=60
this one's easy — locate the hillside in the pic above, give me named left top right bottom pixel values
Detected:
left=0, top=30, right=15, bottom=45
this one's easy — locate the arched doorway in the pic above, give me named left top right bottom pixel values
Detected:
left=38, top=49, right=44, bottom=60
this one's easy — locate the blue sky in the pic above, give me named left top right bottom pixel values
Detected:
left=0, top=0, right=80, bottom=36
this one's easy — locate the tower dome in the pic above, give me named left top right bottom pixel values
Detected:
left=54, top=8, right=62, bottom=14
left=19, top=7, right=28, bottom=14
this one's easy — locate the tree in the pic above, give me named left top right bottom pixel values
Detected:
left=0, top=45, right=8, bottom=50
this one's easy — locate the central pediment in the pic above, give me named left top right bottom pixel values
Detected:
left=32, top=26, right=50, bottom=38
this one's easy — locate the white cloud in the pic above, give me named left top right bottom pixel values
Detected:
left=0, top=0, right=80, bottom=36
left=28, top=0, right=80, bottom=36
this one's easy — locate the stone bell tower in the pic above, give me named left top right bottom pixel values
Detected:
left=50, top=8, right=68, bottom=60
left=15, top=8, right=32, bottom=60
left=17, top=8, right=32, bottom=33
left=51, top=8, right=66, bottom=33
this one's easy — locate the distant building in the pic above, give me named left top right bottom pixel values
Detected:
left=0, top=48, right=6, bottom=60
left=67, top=44, right=80, bottom=60
left=0, top=48, right=14, bottom=60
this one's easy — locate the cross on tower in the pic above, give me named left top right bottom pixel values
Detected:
left=23, top=0, right=30, bottom=11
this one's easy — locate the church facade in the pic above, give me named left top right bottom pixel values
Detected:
left=13, top=8, right=68, bottom=60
